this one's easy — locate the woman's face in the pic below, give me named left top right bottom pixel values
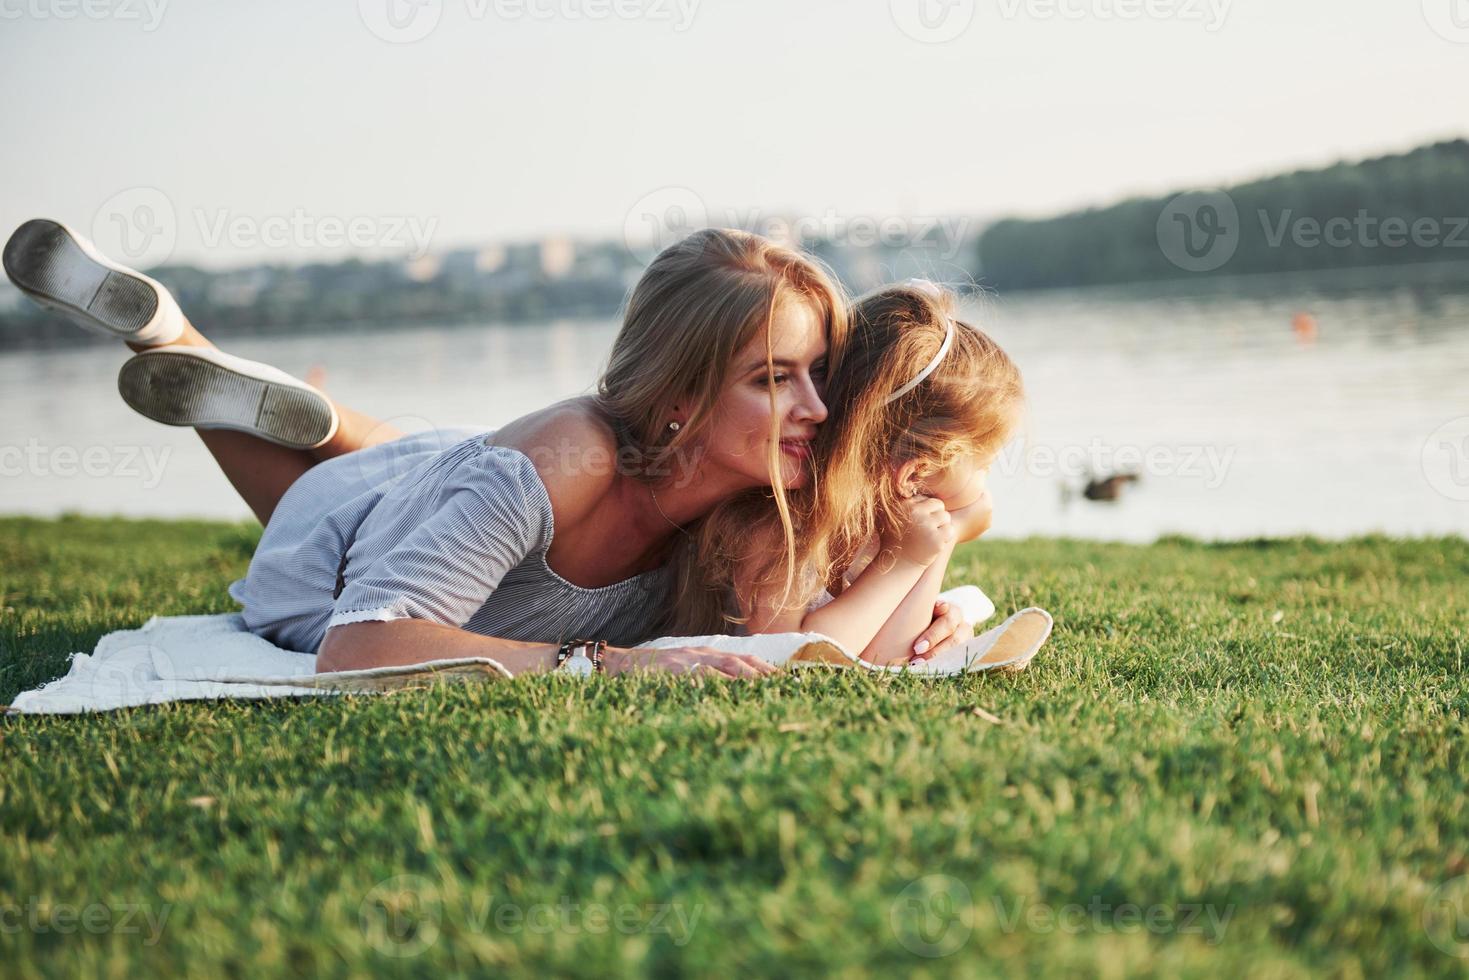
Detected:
left=697, top=297, right=830, bottom=491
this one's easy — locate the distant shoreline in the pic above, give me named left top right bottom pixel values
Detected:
left=5, top=257, right=1466, bottom=354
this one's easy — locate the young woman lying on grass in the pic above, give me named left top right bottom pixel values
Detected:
left=4, top=220, right=1013, bottom=677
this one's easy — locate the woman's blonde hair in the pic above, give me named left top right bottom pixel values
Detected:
left=725, top=281, right=1025, bottom=620
left=592, top=227, right=849, bottom=635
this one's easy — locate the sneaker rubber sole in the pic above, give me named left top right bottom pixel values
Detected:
left=118, top=347, right=338, bottom=450
left=3, top=218, right=183, bottom=344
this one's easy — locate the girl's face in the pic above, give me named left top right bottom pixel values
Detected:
left=697, top=297, right=830, bottom=491
left=917, top=452, right=989, bottom=509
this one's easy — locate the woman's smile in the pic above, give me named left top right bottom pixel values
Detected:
left=779, top=438, right=814, bottom=461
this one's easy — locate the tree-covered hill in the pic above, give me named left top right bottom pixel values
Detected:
left=978, top=139, right=1469, bottom=290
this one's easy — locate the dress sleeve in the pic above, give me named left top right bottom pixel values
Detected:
left=327, top=444, right=552, bottom=634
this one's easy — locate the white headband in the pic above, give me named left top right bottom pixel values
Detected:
left=884, top=278, right=955, bottom=404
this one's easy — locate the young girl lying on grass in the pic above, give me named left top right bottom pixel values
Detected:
left=707, top=279, right=1025, bottom=666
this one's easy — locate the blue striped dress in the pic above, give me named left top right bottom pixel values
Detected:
left=227, top=427, right=673, bottom=654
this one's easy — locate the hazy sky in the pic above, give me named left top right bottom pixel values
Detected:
left=2, top=0, right=1465, bottom=267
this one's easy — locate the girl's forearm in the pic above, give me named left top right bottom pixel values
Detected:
left=798, top=548, right=928, bottom=654
left=858, top=540, right=957, bottom=665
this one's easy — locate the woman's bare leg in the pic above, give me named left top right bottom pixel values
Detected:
left=124, top=319, right=404, bottom=524
left=191, top=429, right=314, bottom=526
left=312, top=404, right=406, bottom=461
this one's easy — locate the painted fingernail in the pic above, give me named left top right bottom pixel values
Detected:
left=913, top=639, right=930, bottom=655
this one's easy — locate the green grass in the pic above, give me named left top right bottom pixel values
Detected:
left=2, top=515, right=1467, bottom=977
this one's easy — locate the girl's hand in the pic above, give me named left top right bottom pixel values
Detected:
left=884, top=495, right=955, bottom=568
left=603, top=645, right=780, bottom=680
left=908, top=599, right=975, bottom=662
left=948, top=488, right=994, bottom=543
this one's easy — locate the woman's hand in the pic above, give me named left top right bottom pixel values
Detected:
left=883, top=495, right=955, bottom=569
left=908, top=599, right=975, bottom=663
left=603, top=645, right=780, bottom=679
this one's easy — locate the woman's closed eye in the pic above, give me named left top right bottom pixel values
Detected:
left=754, top=361, right=825, bottom=389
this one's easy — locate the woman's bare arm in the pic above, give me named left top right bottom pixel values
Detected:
left=317, top=620, right=561, bottom=674
left=315, top=619, right=779, bottom=678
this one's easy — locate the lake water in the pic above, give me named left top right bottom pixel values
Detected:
left=3, top=264, right=1467, bottom=542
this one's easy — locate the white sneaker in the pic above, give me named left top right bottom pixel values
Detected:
left=898, top=607, right=1054, bottom=676
left=118, top=346, right=340, bottom=450
left=3, top=218, right=185, bottom=346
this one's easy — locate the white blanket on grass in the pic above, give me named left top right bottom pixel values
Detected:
left=6, top=587, right=1012, bottom=716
